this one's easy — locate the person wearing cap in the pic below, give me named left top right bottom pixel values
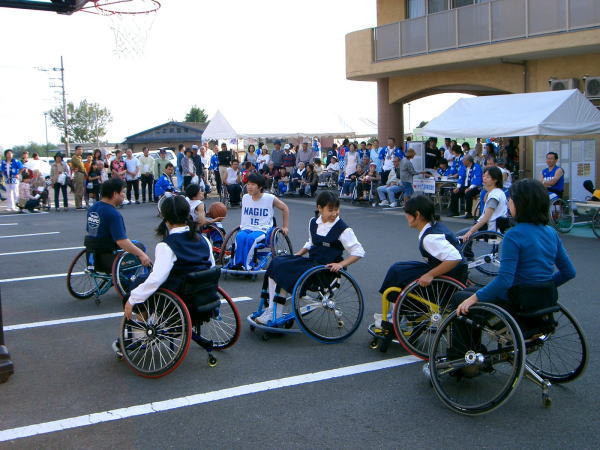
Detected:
left=271, top=141, right=284, bottom=169
left=496, top=158, right=512, bottom=189
left=296, top=141, right=313, bottom=166
left=281, top=144, right=295, bottom=173
left=182, top=148, right=196, bottom=189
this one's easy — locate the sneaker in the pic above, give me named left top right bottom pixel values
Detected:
left=254, top=305, right=284, bottom=325
left=111, top=339, right=123, bottom=358
left=389, top=202, right=397, bottom=208
left=123, top=199, right=130, bottom=205
left=374, top=313, right=383, bottom=329
left=379, top=200, right=389, bottom=206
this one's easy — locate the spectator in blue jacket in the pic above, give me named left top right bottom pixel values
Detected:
left=154, top=163, right=176, bottom=198
left=448, top=155, right=482, bottom=218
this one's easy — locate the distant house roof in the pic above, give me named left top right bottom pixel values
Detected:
left=123, top=121, right=209, bottom=144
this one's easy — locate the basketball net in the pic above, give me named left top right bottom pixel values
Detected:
left=85, top=0, right=161, bottom=59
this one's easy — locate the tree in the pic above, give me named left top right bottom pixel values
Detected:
left=184, top=105, right=208, bottom=123
left=11, top=141, right=57, bottom=158
left=47, top=100, right=113, bottom=144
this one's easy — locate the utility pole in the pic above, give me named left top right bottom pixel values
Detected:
left=38, top=56, right=69, bottom=156
left=43, top=112, right=49, bottom=157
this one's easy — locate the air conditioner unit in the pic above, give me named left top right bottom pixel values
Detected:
left=550, top=78, right=578, bottom=91
left=583, top=77, right=600, bottom=99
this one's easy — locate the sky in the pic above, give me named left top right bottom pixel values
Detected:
left=0, top=0, right=469, bottom=148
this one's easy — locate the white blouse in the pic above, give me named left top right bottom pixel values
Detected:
left=418, top=223, right=462, bottom=262
left=302, top=216, right=365, bottom=258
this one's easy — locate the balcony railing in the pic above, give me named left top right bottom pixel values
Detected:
left=374, top=0, right=600, bottom=61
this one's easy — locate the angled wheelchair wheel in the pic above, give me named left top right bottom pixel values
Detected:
left=592, top=210, right=600, bottom=239
left=119, top=289, right=192, bottom=378
left=292, top=266, right=364, bottom=343
left=193, top=287, right=241, bottom=350
left=202, top=224, right=226, bottom=260
left=392, top=277, right=466, bottom=359
left=66, top=249, right=99, bottom=299
left=112, top=252, right=148, bottom=299
left=549, top=198, right=574, bottom=233
left=270, top=228, right=293, bottom=258
left=525, top=304, right=588, bottom=383
left=218, top=226, right=240, bottom=266
left=157, top=192, right=175, bottom=217
left=429, top=303, right=525, bottom=416
left=463, top=231, right=503, bottom=286
left=219, top=185, right=230, bottom=207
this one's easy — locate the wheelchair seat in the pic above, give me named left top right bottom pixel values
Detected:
left=181, top=267, right=221, bottom=315
left=509, top=283, right=560, bottom=339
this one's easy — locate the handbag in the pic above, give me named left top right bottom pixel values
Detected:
left=57, top=173, right=67, bottom=185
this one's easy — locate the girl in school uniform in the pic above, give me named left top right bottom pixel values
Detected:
left=255, top=191, right=365, bottom=325
left=379, top=195, right=467, bottom=295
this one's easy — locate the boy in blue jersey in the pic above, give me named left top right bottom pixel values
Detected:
left=154, top=163, right=176, bottom=198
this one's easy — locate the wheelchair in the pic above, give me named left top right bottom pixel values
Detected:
left=549, top=192, right=574, bottom=233
left=460, top=230, right=504, bottom=287
left=368, top=276, right=466, bottom=356
left=66, top=243, right=148, bottom=304
left=117, top=267, right=241, bottom=378
left=156, top=190, right=181, bottom=216
left=218, top=225, right=293, bottom=278
left=248, top=265, right=364, bottom=343
left=427, top=296, right=588, bottom=415
left=202, top=223, right=226, bottom=260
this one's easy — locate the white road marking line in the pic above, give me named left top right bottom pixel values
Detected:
left=0, top=223, right=18, bottom=226
left=0, top=231, right=60, bottom=239
left=0, top=356, right=419, bottom=442
left=3, top=297, right=253, bottom=331
left=0, top=212, right=49, bottom=218
left=0, top=272, right=82, bottom=283
left=0, top=246, right=84, bottom=256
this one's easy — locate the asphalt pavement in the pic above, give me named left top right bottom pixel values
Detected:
left=0, top=197, right=598, bottom=449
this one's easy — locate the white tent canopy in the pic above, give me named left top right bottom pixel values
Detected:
left=417, top=90, right=600, bottom=137
left=201, top=110, right=238, bottom=140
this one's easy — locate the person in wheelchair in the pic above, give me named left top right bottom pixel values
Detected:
left=154, top=163, right=176, bottom=199
left=85, top=178, right=152, bottom=274
left=118, top=195, right=217, bottom=354
left=379, top=195, right=467, bottom=303
left=453, top=179, right=575, bottom=316
left=224, top=160, right=242, bottom=207
left=230, top=173, right=289, bottom=271
left=255, top=191, right=364, bottom=325
left=457, top=166, right=509, bottom=243
left=185, top=184, right=224, bottom=228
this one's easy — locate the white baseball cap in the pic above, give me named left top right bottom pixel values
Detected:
left=283, top=144, right=291, bottom=150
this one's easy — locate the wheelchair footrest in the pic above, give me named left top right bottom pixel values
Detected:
left=192, top=332, right=214, bottom=351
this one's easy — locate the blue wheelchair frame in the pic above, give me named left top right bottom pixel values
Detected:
left=220, top=225, right=292, bottom=278
left=247, top=265, right=364, bottom=344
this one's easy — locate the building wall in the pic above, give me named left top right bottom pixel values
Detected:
left=377, top=0, right=406, bottom=25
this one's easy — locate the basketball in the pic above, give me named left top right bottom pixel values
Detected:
left=208, top=202, right=228, bottom=219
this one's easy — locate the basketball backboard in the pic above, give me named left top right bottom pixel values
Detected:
left=0, top=0, right=92, bottom=15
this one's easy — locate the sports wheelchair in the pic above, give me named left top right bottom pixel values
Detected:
left=202, top=223, right=226, bottom=260
left=117, top=267, right=241, bottom=378
left=66, top=242, right=148, bottom=304
left=248, top=265, right=364, bottom=343
left=156, top=190, right=181, bottom=216
left=218, top=225, right=293, bottom=278
left=368, top=277, right=466, bottom=355
left=549, top=192, right=574, bottom=233
left=460, top=230, right=504, bottom=287
left=427, top=290, right=588, bottom=415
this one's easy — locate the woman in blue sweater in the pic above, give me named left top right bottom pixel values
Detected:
left=454, top=178, right=576, bottom=316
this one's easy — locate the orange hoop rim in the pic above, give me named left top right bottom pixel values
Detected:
left=91, top=0, right=161, bottom=15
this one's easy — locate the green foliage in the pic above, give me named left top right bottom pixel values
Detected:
left=184, top=106, right=208, bottom=123
left=11, top=141, right=57, bottom=158
left=47, top=100, right=113, bottom=143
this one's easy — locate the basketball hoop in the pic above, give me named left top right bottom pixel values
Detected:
left=82, top=0, right=161, bottom=59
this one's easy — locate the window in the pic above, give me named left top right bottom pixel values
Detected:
left=428, top=0, right=449, bottom=14
left=453, top=0, right=473, bottom=7
left=170, top=127, right=174, bottom=133
left=177, top=127, right=181, bottom=133
left=162, top=128, right=167, bottom=134
left=183, top=128, right=188, bottom=133
left=408, top=0, right=426, bottom=18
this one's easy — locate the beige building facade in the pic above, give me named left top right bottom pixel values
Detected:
left=346, top=0, right=600, bottom=186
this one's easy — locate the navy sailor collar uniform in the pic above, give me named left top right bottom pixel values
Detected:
left=161, top=230, right=212, bottom=292
left=418, top=222, right=463, bottom=266
left=308, top=216, right=348, bottom=265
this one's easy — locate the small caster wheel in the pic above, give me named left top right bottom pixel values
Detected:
left=543, top=394, right=552, bottom=408
left=284, top=318, right=295, bottom=329
left=116, top=354, right=123, bottom=361
left=337, top=320, right=344, bottom=328
left=369, top=339, right=379, bottom=350
left=0, top=374, right=10, bottom=384
left=261, top=334, right=270, bottom=341
left=208, top=355, right=218, bottom=367
left=249, top=324, right=256, bottom=332
left=95, top=298, right=101, bottom=306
